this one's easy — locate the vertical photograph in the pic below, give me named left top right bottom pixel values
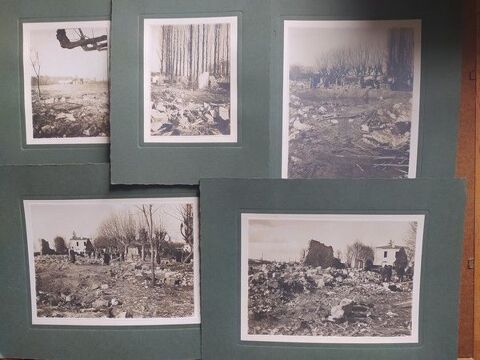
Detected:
left=24, top=198, right=200, bottom=326
left=143, top=17, right=238, bottom=143
left=282, top=20, right=421, bottom=179
left=22, top=21, right=110, bottom=145
left=241, top=213, right=424, bottom=343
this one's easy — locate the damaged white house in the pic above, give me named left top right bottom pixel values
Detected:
left=68, top=232, right=93, bottom=255
left=373, top=240, right=403, bottom=267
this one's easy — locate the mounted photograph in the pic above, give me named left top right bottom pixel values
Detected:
left=143, top=16, right=238, bottom=143
left=22, top=21, right=110, bottom=145
left=241, top=213, right=424, bottom=343
left=24, top=197, right=200, bottom=326
left=282, top=20, right=421, bottom=179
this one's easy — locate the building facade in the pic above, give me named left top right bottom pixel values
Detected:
left=69, top=233, right=93, bottom=255
left=373, top=241, right=403, bottom=267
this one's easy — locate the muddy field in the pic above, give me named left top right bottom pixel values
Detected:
left=288, top=82, right=413, bottom=178
left=34, top=255, right=194, bottom=319
left=150, top=81, right=231, bottom=137
left=31, top=82, right=109, bottom=139
left=248, top=260, right=413, bottom=338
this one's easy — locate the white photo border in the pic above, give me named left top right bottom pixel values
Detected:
left=24, top=197, right=201, bottom=326
left=281, top=19, right=422, bottom=178
left=22, top=20, right=110, bottom=145
left=143, top=16, right=238, bottom=143
left=240, top=213, right=425, bottom=344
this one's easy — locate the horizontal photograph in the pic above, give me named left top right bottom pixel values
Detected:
left=241, top=213, right=424, bottom=343
left=143, top=17, right=238, bottom=143
left=24, top=197, right=200, bottom=326
left=22, top=21, right=110, bottom=145
left=282, top=20, right=421, bottom=179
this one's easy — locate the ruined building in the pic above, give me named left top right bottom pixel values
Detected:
left=303, top=239, right=335, bottom=268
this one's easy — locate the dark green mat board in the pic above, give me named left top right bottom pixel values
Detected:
left=268, top=0, right=461, bottom=179
left=200, top=178, right=466, bottom=360
left=0, top=0, right=110, bottom=165
left=110, top=0, right=270, bottom=185
left=0, top=164, right=200, bottom=360
left=110, top=0, right=460, bottom=185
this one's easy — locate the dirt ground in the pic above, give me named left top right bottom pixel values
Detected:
left=32, top=82, right=109, bottom=139
left=248, top=261, right=413, bottom=337
left=150, top=81, right=231, bottom=136
left=288, top=83, right=412, bottom=178
left=34, top=255, right=194, bottom=319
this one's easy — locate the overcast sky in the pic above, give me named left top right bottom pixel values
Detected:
left=287, top=24, right=389, bottom=68
left=28, top=26, right=108, bottom=80
left=27, top=200, right=193, bottom=252
left=248, top=218, right=416, bottom=262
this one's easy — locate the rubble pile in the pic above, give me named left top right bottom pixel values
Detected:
left=248, top=261, right=412, bottom=319
left=34, top=254, right=69, bottom=264
left=150, top=86, right=231, bottom=136
left=328, top=298, right=373, bottom=323
left=287, top=83, right=412, bottom=178
left=129, top=264, right=194, bottom=288
left=35, top=254, right=105, bottom=266
left=32, top=90, right=109, bottom=138
left=361, top=102, right=411, bottom=152
left=34, top=255, right=194, bottom=319
left=248, top=260, right=414, bottom=337
left=249, top=262, right=317, bottom=318
left=289, top=94, right=411, bottom=152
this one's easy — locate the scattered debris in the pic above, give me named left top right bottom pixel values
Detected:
left=92, top=299, right=109, bottom=309
left=328, top=298, right=354, bottom=322
left=150, top=82, right=231, bottom=137
left=31, top=83, right=109, bottom=139
left=288, top=82, right=412, bottom=178
left=34, top=255, right=195, bottom=319
left=248, top=259, right=414, bottom=337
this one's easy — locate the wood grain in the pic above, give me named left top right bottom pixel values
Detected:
left=457, top=0, right=476, bottom=357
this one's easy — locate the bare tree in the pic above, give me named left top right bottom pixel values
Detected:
left=56, top=29, right=107, bottom=51
left=96, top=212, right=137, bottom=258
left=387, top=28, right=414, bottom=91
left=30, top=50, right=41, bottom=97
left=138, top=227, right=148, bottom=261
left=196, top=24, right=201, bottom=80
left=156, top=23, right=230, bottom=87
left=346, top=240, right=374, bottom=268
left=137, top=204, right=158, bottom=287
left=94, top=235, right=114, bottom=252
left=404, top=221, right=417, bottom=261
left=179, top=204, right=194, bottom=263
left=313, top=41, right=385, bottom=88
left=153, top=220, right=168, bottom=264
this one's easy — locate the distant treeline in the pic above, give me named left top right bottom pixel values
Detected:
left=31, top=75, right=107, bottom=86
left=290, top=28, right=415, bottom=91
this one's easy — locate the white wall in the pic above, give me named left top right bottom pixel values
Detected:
left=69, top=240, right=87, bottom=253
left=373, top=248, right=399, bottom=266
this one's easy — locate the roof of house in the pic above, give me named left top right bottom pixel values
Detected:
left=128, top=242, right=146, bottom=247
left=376, top=244, right=403, bottom=250
left=70, top=237, right=90, bottom=242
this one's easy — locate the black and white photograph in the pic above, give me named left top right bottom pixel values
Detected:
left=22, top=21, right=110, bottom=145
left=241, top=213, right=424, bottom=343
left=282, top=20, right=421, bottom=179
left=24, top=198, right=200, bottom=326
left=143, top=17, right=237, bottom=143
